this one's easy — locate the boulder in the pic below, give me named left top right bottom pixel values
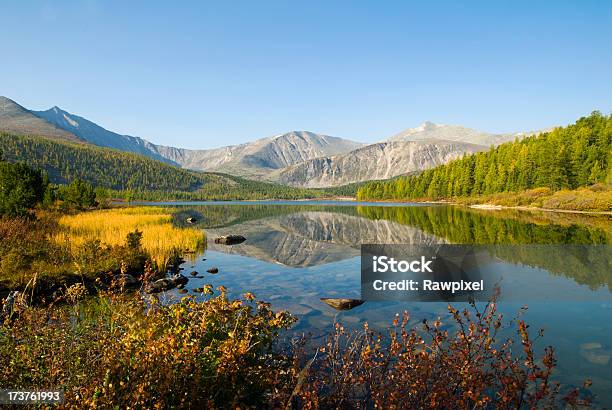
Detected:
left=145, top=274, right=189, bottom=294
left=146, top=278, right=172, bottom=294
left=320, top=298, right=365, bottom=311
left=207, top=267, right=219, bottom=274
left=170, top=274, right=189, bottom=286
left=214, top=235, right=246, bottom=245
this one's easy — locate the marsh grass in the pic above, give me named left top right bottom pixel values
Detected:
left=456, top=185, right=612, bottom=212
left=53, top=207, right=206, bottom=270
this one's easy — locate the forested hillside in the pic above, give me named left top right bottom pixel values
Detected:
left=357, top=112, right=611, bottom=201
left=0, top=133, right=345, bottom=200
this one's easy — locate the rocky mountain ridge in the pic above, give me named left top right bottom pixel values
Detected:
left=0, top=96, right=545, bottom=188
left=270, top=139, right=487, bottom=188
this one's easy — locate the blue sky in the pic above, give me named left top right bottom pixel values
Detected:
left=1, top=1, right=611, bottom=148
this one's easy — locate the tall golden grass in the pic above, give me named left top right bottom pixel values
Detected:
left=53, top=207, right=206, bottom=269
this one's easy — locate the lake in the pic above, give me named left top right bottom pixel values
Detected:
left=140, top=201, right=612, bottom=404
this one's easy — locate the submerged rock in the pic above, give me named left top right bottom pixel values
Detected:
left=320, top=298, right=365, bottom=311
left=214, top=235, right=246, bottom=245
left=580, top=342, right=603, bottom=350
left=189, top=271, right=199, bottom=276
left=207, top=267, right=219, bottom=274
left=580, top=348, right=612, bottom=366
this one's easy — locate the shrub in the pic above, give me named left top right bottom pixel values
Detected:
left=0, top=292, right=296, bottom=408
left=0, top=291, right=592, bottom=408
left=279, top=297, right=592, bottom=408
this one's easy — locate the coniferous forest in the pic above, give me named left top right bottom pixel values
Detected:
left=0, top=133, right=347, bottom=200
left=357, top=112, right=612, bottom=202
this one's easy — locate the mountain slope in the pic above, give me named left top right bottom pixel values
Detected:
left=271, top=139, right=487, bottom=188
left=31, top=103, right=363, bottom=178
left=387, top=121, right=525, bottom=146
left=32, top=106, right=177, bottom=165
left=0, top=97, right=82, bottom=143
left=0, top=132, right=334, bottom=200
left=357, top=112, right=612, bottom=201
left=151, top=131, right=364, bottom=178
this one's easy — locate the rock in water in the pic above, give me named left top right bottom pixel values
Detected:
left=580, top=342, right=603, bottom=350
left=214, top=235, right=246, bottom=245
left=207, top=267, right=219, bottom=274
left=146, top=278, right=172, bottom=294
left=186, top=217, right=197, bottom=224
left=580, top=348, right=612, bottom=366
left=171, top=274, right=189, bottom=286
left=145, top=274, right=189, bottom=294
left=320, top=298, right=365, bottom=311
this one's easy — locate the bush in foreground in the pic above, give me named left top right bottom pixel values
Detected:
left=285, top=298, right=591, bottom=408
left=0, top=290, right=592, bottom=408
left=0, top=291, right=295, bottom=408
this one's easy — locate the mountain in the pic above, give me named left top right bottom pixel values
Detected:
left=31, top=104, right=363, bottom=178
left=0, top=97, right=82, bottom=143
left=32, top=106, right=177, bottom=165
left=0, top=132, right=334, bottom=200
left=387, top=121, right=526, bottom=146
left=357, top=111, right=612, bottom=201
left=150, top=131, right=364, bottom=179
left=204, top=210, right=443, bottom=267
left=270, top=139, right=487, bottom=188
left=1, top=96, right=547, bottom=190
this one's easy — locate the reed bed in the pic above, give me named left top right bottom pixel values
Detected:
left=53, top=207, right=205, bottom=269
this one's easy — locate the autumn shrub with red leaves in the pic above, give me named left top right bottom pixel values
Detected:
left=0, top=290, right=295, bottom=408
left=278, top=296, right=593, bottom=409
left=0, top=290, right=593, bottom=409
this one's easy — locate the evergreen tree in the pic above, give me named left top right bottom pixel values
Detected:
left=358, top=112, right=612, bottom=201
left=0, top=158, right=47, bottom=217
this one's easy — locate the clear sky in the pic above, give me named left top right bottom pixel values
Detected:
left=1, top=0, right=611, bottom=148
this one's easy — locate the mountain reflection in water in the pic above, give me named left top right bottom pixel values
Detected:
left=149, top=201, right=612, bottom=404
left=172, top=203, right=611, bottom=290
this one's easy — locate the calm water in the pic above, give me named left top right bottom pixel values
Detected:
left=146, top=201, right=612, bottom=404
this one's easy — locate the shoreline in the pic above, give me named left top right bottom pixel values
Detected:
left=112, top=197, right=611, bottom=216
left=467, top=203, right=612, bottom=216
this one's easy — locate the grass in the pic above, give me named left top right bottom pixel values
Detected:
left=53, top=207, right=206, bottom=270
left=0, top=207, right=205, bottom=294
left=455, top=184, right=612, bottom=212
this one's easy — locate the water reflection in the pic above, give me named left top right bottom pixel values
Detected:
left=173, top=204, right=611, bottom=290
left=160, top=202, right=612, bottom=404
